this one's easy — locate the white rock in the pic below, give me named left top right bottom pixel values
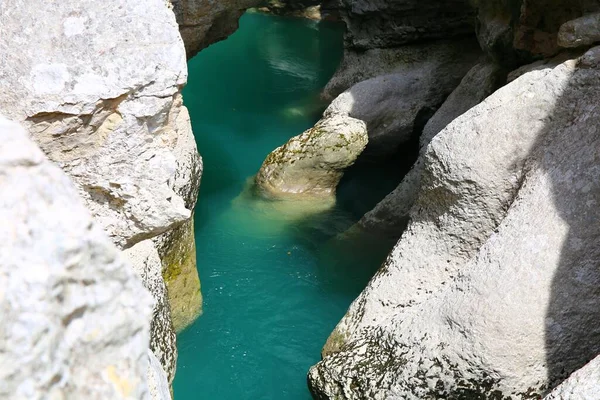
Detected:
left=0, top=116, right=153, bottom=399
left=544, top=355, right=600, bottom=399
left=147, top=350, right=172, bottom=400
left=123, top=241, right=177, bottom=384
left=0, top=0, right=194, bottom=248
left=309, top=47, right=600, bottom=398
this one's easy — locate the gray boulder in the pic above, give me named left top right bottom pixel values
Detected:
left=309, top=47, right=600, bottom=398
left=256, top=115, right=367, bottom=198
left=323, top=40, right=481, bottom=159
left=357, top=60, right=507, bottom=237
left=558, top=12, right=600, bottom=48
left=544, top=355, right=600, bottom=400
left=0, top=116, right=153, bottom=399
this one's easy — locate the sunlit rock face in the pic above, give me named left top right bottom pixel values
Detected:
left=0, top=116, right=154, bottom=400
left=0, top=0, right=203, bottom=390
left=309, top=47, right=600, bottom=399
left=0, top=0, right=196, bottom=249
left=171, top=0, right=263, bottom=58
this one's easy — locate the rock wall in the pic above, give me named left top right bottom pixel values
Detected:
left=309, top=34, right=600, bottom=400
left=0, top=116, right=155, bottom=399
left=171, top=0, right=263, bottom=58
left=0, top=0, right=204, bottom=393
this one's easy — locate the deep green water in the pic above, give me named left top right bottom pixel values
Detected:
left=174, top=12, right=393, bottom=400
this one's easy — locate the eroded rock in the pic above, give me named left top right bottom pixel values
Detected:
left=357, top=60, right=507, bottom=237
left=558, top=12, right=600, bottom=48
left=256, top=115, right=367, bottom=199
left=0, top=116, right=153, bottom=399
left=544, top=355, right=600, bottom=399
left=310, top=47, right=600, bottom=398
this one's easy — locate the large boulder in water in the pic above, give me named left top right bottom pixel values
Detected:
left=256, top=115, right=367, bottom=199
left=0, top=116, right=153, bottom=399
left=309, top=46, right=600, bottom=398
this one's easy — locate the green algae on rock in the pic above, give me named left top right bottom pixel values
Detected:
left=155, top=217, right=203, bottom=332
left=255, top=115, right=367, bottom=199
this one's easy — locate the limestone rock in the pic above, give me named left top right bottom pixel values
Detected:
left=323, top=40, right=481, bottom=158
left=321, top=0, right=475, bottom=50
left=0, top=0, right=193, bottom=249
left=357, top=61, right=507, bottom=237
left=474, top=0, right=600, bottom=64
left=322, top=39, right=482, bottom=100
left=123, top=241, right=177, bottom=384
left=558, top=13, right=600, bottom=48
left=147, top=350, right=172, bottom=400
left=256, top=115, right=368, bottom=198
left=0, top=116, right=153, bottom=399
left=154, top=218, right=203, bottom=332
left=171, top=0, right=262, bottom=59
left=309, top=47, right=600, bottom=398
left=544, top=355, right=600, bottom=399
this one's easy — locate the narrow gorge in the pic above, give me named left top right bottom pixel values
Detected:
left=2, top=1, right=600, bottom=400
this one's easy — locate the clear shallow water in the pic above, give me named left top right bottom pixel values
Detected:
left=174, top=12, right=393, bottom=400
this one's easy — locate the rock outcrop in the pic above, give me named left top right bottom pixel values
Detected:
left=147, top=350, right=173, bottom=400
left=309, top=46, right=600, bottom=398
left=171, top=0, right=263, bottom=58
left=0, top=116, right=153, bottom=399
left=558, top=12, right=600, bottom=48
left=0, top=0, right=203, bottom=390
left=357, top=60, right=507, bottom=237
left=124, top=241, right=177, bottom=384
left=256, top=115, right=367, bottom=198
left=544, top=355, right=600, bottom=399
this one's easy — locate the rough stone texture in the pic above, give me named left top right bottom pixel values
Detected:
left=323, top=39, right=482, bottom=159
left=147, top=350, right=172, bottom=400
left=474, top=0, right=600, bottom=64
left=322, top=39, right=482, bottom=100
left=558, top=12, right=600, bottom=48
left=321, top=0, right=475, bottom=50
left=258, top=0, right=322, bottom=19
left=154, top=218, right=202, bottom=332
left=171, top=0, right=262, bottom=59
left=123, top=241, right=177, bottom=384
left=152, top=95, right=203, bottom=333
left=544, top=355, right=600, bottom=399
left=0, top=116, right=153, bottom=399
left=256, top=115, right=368, bottom=198
left=0, top=0, right=195, bottom=249
left=310, top=47, right=600, bottom=399
left=357, top=60, right=507, bottom=237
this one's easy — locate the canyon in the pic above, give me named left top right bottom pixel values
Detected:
left=1, top=0, right=600, bottom=399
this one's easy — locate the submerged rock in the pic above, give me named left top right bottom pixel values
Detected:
left=0, top=116, right=153, bottom=399
left=256, top=115, right=367, bottom=199
left=309, top=47, right=600, bottom=398
left=357, top=60, right=507, bottom=237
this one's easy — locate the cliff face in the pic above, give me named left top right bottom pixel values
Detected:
left=307, top=1, right=600, bottom=398
left=171, top=0, right=263, bottom=58
left=0, top=116, right=155, bottom=399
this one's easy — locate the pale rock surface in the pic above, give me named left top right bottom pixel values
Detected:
left=171, top=0, right=262, bottom=58
left=0, top=116, right=153, bottom=399
left=323, top=40, right=481, bottom=158
left=123, top=241, right=177, bottom=384
left=544, top=355, right=600, bottom=399
left=256, top=115, right=367, bottom=198
left=357, top=61, right=507, bottom=237
left=147, top=350, right=172, bottom=400
left=558, top=12, right=600, bottom=48
left=309, top=48, right=600, bottom=398
left=0, top=0, right=194, bottom=249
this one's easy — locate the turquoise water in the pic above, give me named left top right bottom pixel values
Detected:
left=174, top=13, right=393, bottom=400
